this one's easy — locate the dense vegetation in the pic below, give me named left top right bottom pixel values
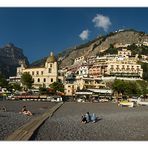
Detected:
left=49, top=82, right=64, bottom=93
left=127, top=43, right=148, bottom=56
left=112, top=79, right=148, bottom=96
left=0, top=74, right=8, bottom=88
left=21, top=72, right=34, bottom=89
left=140, top=62, right=148, bottom=81
left=0, top=74, right=22, bottom=92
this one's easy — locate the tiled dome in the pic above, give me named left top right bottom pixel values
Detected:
left=46, top=52, right=56, bottom=63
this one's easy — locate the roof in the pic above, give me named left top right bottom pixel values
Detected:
left=46, top=52, right=56, bottom=63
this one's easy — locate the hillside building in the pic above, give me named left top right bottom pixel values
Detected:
left=16, top=52, right=59, bottom=88
left=118, top=48, right=132, bottom=57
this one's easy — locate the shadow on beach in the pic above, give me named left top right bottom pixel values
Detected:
left=95, top=117, right=103, bottom=123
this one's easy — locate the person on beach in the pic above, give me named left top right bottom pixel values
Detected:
left=85, top=112, right=91, bottom=123
left=91, top=113, right=96, bottom=123
left=0, top=106, right=6, bottom=112
left=81, top=115, right=87, bottom=124
left=19, top=105, right=32, bottom=116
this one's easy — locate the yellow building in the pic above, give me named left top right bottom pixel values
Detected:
left=16, top=52, right=58, bottom=88
left=64, top=83, right=77, bottom=96
left=105, top=55, right=143, bottom=78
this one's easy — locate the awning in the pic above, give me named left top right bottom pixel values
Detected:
left=88, top=89, right=113, bottom=94
left=75, top=91, right=93, bottom=95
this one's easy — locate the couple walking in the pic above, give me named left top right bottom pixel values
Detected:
left=81, top=112, right=96, bottom=124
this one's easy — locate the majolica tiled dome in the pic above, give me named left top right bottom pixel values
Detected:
left=46, top=52, right=56, bottom=63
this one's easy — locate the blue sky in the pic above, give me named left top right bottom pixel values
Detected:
left=0, top=8, right=148, bottom=63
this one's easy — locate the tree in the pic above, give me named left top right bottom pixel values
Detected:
left=0, top=74, right=8, bottom=88
left=11, top=83, right=22, bottom=91
left=39, top=87, right=49, bottom=95
left=112, top=79, right=148, bottom=96
left=141, top=62, right=148, bottom=81
left=21, top=72, right=34, bottom=89
left=49, top=82, right=64, bottom=93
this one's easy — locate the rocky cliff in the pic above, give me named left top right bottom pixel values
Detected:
left=30, top=29, right=148, bottom=68
left=59, top=29, right=148, bottom=68
left=0, top=43, right=29, bottom=78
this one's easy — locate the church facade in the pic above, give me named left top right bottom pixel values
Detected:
left=16, top=52, right=58, bottom=88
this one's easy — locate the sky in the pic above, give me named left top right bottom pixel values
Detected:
left=1, top=8, right=148, bottom=63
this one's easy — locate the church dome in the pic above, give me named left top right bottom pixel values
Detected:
left=46, top=52, right=56, bottom=63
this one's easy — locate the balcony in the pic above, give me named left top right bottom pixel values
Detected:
left=110, top=72, right=140, bottom=77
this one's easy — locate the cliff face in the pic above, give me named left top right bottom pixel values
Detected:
left=29, top=29, right=148, bottom=68
left=59, top=30, right=148, bottom=68
left=0, top=43, right=29, bottom=78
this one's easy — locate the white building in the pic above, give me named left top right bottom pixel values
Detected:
left=76, top=65, right=89, bottom=78
left=74, top=56, right=85, bottom=65
left=16, top=52, right=58, bottom=88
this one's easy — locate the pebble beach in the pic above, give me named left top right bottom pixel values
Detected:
left=1, top=101, right=148, bottom=141
left=33, top=102, right=148, bottom=141
left=0, top=100, right=56, bottom=140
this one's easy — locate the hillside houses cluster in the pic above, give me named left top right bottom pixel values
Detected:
left=62, top=48, right=143, bottom=96
left=9, top=48, right=145, bottom=97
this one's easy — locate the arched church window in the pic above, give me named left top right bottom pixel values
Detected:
left=38, top=78, right=40, bottom=82
left=44, top=78, right=46, bottom=82
left=49, top=68, right=51, bottom=73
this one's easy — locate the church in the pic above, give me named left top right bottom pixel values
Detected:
left=16, top=52, right=59, bottom=88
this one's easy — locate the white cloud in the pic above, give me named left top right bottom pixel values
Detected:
left=92, top=14, right=111, bottom=32
left=79, top=29, right=90, bottom=40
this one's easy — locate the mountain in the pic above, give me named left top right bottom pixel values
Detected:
left=30, top=29, right=148, bottom=68
left=59, top=29, right=148, bottom=68
left=0, top=43, right=29, bottom=78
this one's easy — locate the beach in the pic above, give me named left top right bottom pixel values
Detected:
left=32, top=102, right=148, bottom=141
left=0, top=101, right=56, bottom=140
left=1, top=101, right=148, bottom=141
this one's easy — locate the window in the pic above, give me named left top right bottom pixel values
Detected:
left=51, top=78, right=53, bottom=82
left=41, top=71, right=43, bottom=75
left=37, top=78, right=40, bottom=82
left=36, top=71, right=39, bottom=75
left=50, top=64, right=52, bottom=68
left=48, top=68, right=51, bottom=73
left=43, top=78, right=46, bottom=82
left=58, top=79, right=61, bottom=82
left=32, top=71, right=34, bottom=75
